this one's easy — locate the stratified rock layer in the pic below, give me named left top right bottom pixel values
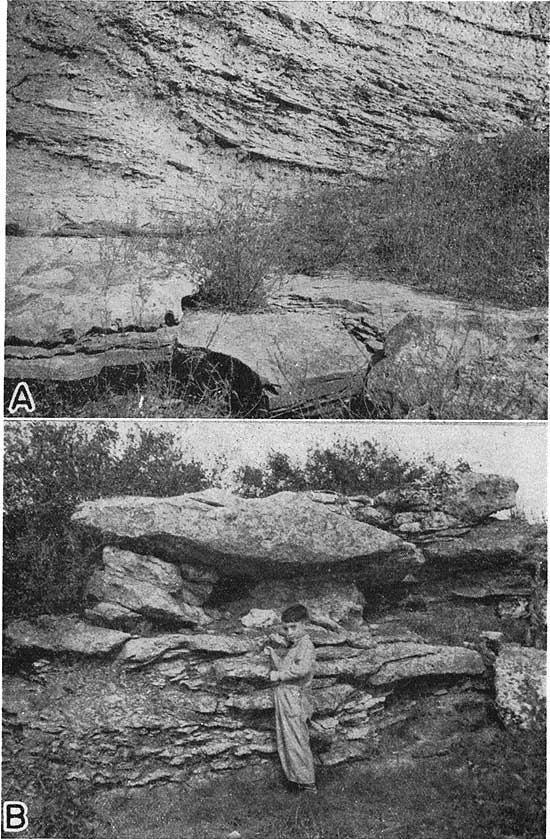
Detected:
left=2, top=617, right=487, bottom=784
left=7, top=1, right=548, bottom=231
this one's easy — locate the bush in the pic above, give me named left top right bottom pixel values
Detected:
left=183, top=187, right=283, bottom=311
left=234, top=439, right=451, bottom=497
left=275, top=178, right=365, bottom=275
left=372, top=128, right=549, bottom=307
left=3, top=423, right=208, bottom=618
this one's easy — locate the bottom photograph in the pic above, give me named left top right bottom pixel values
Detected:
left=3, top=420, right=546, bottom=839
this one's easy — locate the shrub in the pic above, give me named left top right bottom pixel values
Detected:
left=182, top=186, right=283, bottom=311
left=372, top=128, right=549, bottom=307
left=234, top=439, right=451, bottom=497
left=275, top=178, right=366, bottom=275
left=3, top=423, right=208, bottom=617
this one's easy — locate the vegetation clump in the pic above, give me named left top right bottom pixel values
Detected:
left=175, top=127, right=547, bottom=310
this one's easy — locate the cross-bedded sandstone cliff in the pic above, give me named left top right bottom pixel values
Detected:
left=7, top=1, right=548, bottom=232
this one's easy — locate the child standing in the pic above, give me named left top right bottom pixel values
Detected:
left=267, top=604, right=317, bottom=793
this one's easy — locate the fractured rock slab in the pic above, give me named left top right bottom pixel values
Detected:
left=4, top=616, right=130, bottom=658
left=5, top=310, right=372, bottom=416
left=85, top=547, right=212, bottom=627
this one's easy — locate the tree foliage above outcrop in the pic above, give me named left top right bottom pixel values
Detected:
left=233, top=440, right=458, bottom=498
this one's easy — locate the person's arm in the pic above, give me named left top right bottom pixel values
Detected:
left=274, top=639, right=315, bottom=684
left=265, top=646, right=283, bottom=669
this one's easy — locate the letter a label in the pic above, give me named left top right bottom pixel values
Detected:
left=2, top=801, right=29, bottom=832
left=8, top=382, right=35, bottom=415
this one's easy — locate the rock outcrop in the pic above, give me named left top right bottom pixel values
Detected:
left=7, top=1, right=548, bottom=232
left=3, top=616, right=487, bottom=785
left=4, top=473, right=545, bottom=789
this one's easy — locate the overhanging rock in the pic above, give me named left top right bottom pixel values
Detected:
left=4, top=311, right=373, bottom=416
left=72, top=489, right=424, bottom=585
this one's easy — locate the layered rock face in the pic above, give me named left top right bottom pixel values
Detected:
left=7, top=1, right=548, bottom=232
left=4, top=468, right=544, bottom=789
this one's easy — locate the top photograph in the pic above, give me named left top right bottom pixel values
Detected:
left=5, top=0, right=548, bottom=419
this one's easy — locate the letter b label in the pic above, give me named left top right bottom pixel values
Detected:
left=2, top=801, right=28, bottom=832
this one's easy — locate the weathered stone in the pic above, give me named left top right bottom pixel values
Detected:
left=73, top=491, right=424, bottom=583
left=86, top=547, right=211, bottom=627
left=494, top=643, right=546, bottom=729
left=364, top=314, right=547, bottom=420
left=120, top=633, right=257, bottom=664
left=422, top=520, right=543, bottom=571
left=4, top=616, right=130, bottom=658
left=374, top=470, right=518, bottom=526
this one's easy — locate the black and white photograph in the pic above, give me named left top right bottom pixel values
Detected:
left=2, top=2, right=548, bottom=838
left=2, top=420, right=546, bottom=838
left=4, top=1, right=548, bottom=419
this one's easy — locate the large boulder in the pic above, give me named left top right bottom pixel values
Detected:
left=364, top=314, right=547, bottom=420
left=85, top=547, right=213, bottom=628
left=494, top=643, right=546, bottom=729
left=72, top=490, right=424, bottom=584
left=4, top=616, right=130, bottom=658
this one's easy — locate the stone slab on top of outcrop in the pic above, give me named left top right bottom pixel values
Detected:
left=72, top=489, right=424, bottom=582
left=4, top=615, right=130, bottom=657
left=85, top=546, right=213, bottom=628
